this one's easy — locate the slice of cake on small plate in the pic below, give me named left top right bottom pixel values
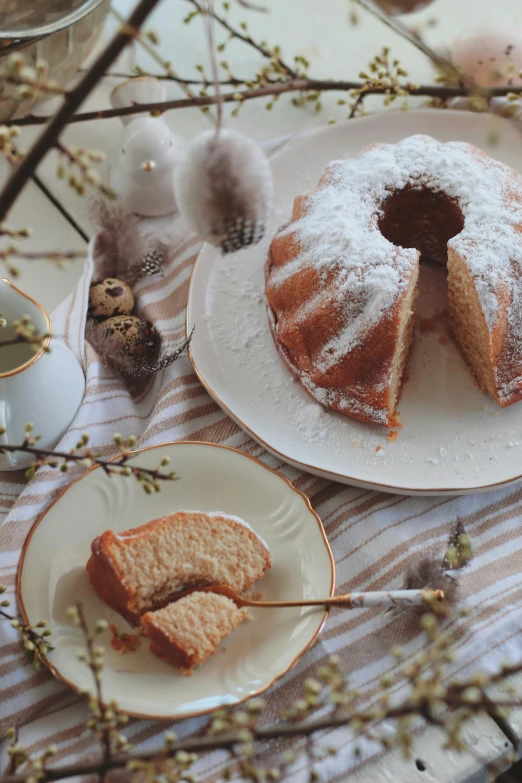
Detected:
left=142, top=591, right=250, bottom=674
left=87, top=510, right=272, bottom=624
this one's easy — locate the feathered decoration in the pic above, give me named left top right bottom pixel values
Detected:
left=173, top=129, right=274, bottom=254
left=442, top=517, right=473, bottom=570
left=401, top=555, right=459, bottom=609
left=387, top=519, right=472, bottom=617
left=90, top=198, right=166, bottom=286
left=140, top=249, right=164, bottom=278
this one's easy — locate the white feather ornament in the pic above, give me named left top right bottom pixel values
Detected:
left=173, top=129, right=273, bottom=254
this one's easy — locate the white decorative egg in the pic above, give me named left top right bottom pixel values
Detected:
left=110, top=117, right=181, bottom=216
left=450, top=24, right=522, bottom=86
left=109, top=77, right=184, bottom=217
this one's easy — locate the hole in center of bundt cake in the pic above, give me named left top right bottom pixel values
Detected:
left=378, top=186, right=465, bottom=264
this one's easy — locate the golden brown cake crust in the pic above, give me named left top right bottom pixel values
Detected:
left=141, top=616, right=194, bottom=670
left=265, top=251, right=416, bottom=426
left=141, top=592, right=250, bottom=673
left=86, top=534, right=139, bottom=625
left=265, top=135, right=522, bottom=425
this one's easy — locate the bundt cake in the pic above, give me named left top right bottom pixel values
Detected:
left=142, top=591, right=249, bottom=673
left=265, top=134, right=522, bottom=426
left=86, top=510, right=271, bottom=624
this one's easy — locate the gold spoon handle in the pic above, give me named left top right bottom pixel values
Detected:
left=237, top=588, right=445, bottom=609
left=170, top=585, right=445, bottom=609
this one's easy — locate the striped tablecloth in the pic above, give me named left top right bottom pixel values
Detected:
left=2, top=209, right=522, bottom=781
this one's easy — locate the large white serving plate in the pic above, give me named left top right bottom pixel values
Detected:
left=18, top=442, right=334, bottom=719
left=187, top=109, right=522, bottom=495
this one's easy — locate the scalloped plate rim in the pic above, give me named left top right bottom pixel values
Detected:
left=17, top=440, right=335, bottom=720
left=186, top=109, right=522, bottom=496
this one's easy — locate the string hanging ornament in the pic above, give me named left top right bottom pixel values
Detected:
left=173, top=0, right=273, bottom=254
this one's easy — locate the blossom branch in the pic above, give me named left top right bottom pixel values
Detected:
left=0, top=315, right=50, bottom=351
left=0, top=427, right=176, bottom=492
left=0, top=586, right=53, bottom=669
left=111, top=6, right=200, bottom=104
left=74, top=605, right=114, bottom=777
left=184, top=0, right=299, bottom=78
left=0, top=56, right=65, bottom=100
left=3, top=606, right=522, bottom=783
left=0, top=0, right=165, bottom=225
left=6, top=250, right=85, bottom=261
left=54, top=142, right=115, bottom=199
left=352, top=0, right=462, bottom=81
left=0, top=240, right=84, bottom=277
left=85, top=68, right=248, bottom=86
left=3, top=78, right=520, bottom=128
left=1, top=690, right=521, bottom=783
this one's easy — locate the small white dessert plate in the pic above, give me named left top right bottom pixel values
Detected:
left=17, top=442, right=334, bottom=719
left=187, top=109, right=522, bottom=495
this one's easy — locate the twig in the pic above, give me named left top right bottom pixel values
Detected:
left=8, top=250, right=85, bottom=261
left=3, top=78, right=517, bottom=128
left=352, top=0, right=463, bottom=82
left=83, top=69, right=247, bottom=86
left=0, top=601, right=53, bottom=667
left=0, top=0, right=165, bottom=225
left=0, top=316, right=50, bottom=353
left=2, top=691, right=522, bottom=783
left=0, top=337, right=45, bottom=349
left=54, top=141, right=114, bottom=199
left=111, top=6, right=198, bottom=101
left=76, top=604, right=112, bottom=778
left=1, top=443, right=170, bottom=479
left=111, top=5, right=219, bottom=124
left=185, top=0, right=299, bottom=78
left=0, top=431, right=176, bottom=491
left=235, top=0, right=267, bottom=11
left=349, top=92, right=366, bottom=118
left=4, top=729, right=19, bottom=776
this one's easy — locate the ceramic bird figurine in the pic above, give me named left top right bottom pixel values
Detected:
left=109, top=77, right=181, bottom=217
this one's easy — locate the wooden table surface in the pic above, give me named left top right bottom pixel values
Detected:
left=6, top=0, right=522, bottom=779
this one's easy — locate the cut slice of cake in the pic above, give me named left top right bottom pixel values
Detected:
left=142, top=591, right=249, bottom=673
left=86, top=510, right=271, bottom=624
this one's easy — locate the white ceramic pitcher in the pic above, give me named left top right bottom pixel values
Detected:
left=0, top=279, right=85, bottom=471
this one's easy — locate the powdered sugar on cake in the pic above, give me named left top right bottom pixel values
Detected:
left=267, top=134, right=522, bottom=413
left=272, top=135, right=522, bottom=341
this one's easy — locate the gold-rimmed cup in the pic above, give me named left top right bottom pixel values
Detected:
left=0, top=279, right=85, bottom=470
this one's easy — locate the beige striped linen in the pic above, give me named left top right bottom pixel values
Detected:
left=2, top=223, right=522, bottom=782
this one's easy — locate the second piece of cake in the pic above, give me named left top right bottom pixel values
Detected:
left=87, top=510, right=272, bottom=624
left=142, top=591, right=250, bottom=673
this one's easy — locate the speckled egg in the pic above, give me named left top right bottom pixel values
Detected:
left=450, top=24, right=522, bottom=86
left=96, top=315, right=159, bottom=361
left=89, top=278, right=135, bottom=319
